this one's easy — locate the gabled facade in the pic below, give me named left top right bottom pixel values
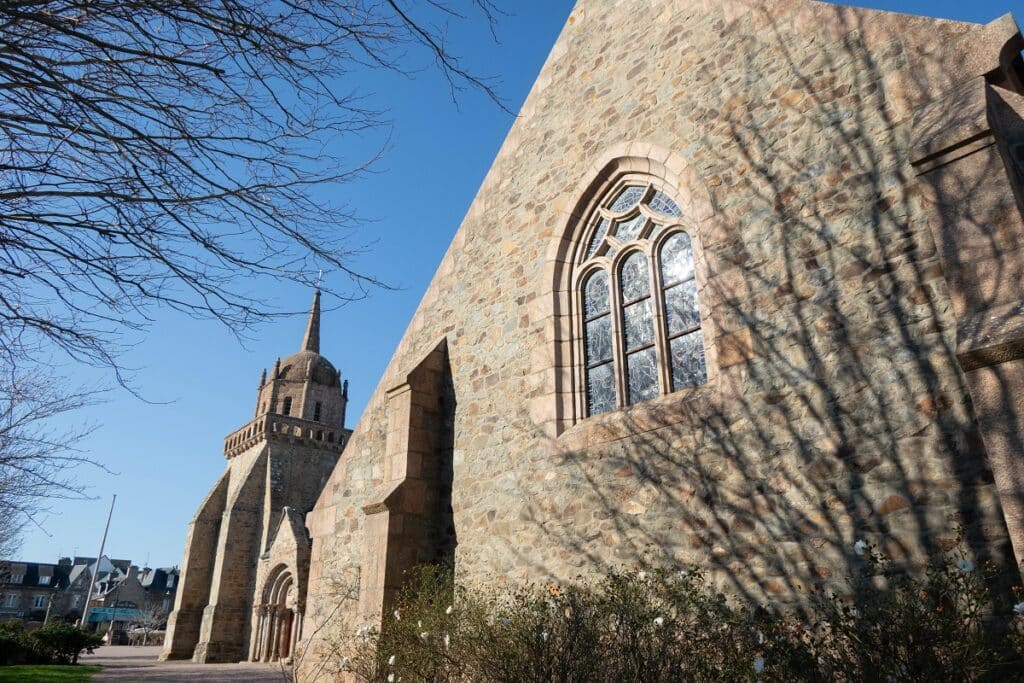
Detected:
left=0, top=554, right=173, bottom=626
left=293, top=0, right=1024, bottom=678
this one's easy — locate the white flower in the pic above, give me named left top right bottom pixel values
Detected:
left=677, top=569, right=689, bottom=579
left=387, top=675, right=395, bottom=683
left=853, top=539, right=868, bottom=556
left=419, top=631, right=429, bottom=640
left=446, top=605, right=454, bottom=615
left=354, top=626, right=364, bottom=636
left=444, top=633, right=450, bottom=649
left=387, top=654, right=396, bottom=666
left=1013, top=601, right=1024, bottom=614
left=393, top=609, right=401, bottom=621
left=653, top=616, right=665, bottom=627
left=956, top=558, right=975, bottom=573
left=754, top=656, right=765, bottom=674
left=757, top=630, right=765, bottom=645
left=638, top=571, right=648, bottom=581
left=417, top=620, right=422, bottom=628
left=339, top=656, right=348, bottom=668
left=541, top=630, right=549, bottom=642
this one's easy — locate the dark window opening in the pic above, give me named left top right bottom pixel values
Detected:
left=282, top=396, right=292, bottom=416
left=314, top=401, right=322, bottom=422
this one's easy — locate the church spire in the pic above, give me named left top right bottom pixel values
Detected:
left=300, top=290, right=321, bottom=354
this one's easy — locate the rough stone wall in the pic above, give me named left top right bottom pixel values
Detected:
left=260, top=444, right=343, bottom=559
left=164, top=435, right=345, bottom=663
left=304, top=0, right=1020, bottom=669
left=299, top=383, right=347, bottom=426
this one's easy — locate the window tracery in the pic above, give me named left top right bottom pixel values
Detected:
left=576, top=182, right=707, bottom=417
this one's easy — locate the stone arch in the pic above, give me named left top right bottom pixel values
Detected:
left=547, top=145, right=720, bottom=435
left=251, top=563, right=300, bottom=663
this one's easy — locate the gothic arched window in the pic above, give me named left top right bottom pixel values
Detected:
left=576, top=182, right=707, bottom=417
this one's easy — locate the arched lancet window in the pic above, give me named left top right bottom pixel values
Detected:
left=583, top=270, right=615, bottom=415
left=660, top=232, right=707, bottom=391
left=577, top=182, right=707, bottom=417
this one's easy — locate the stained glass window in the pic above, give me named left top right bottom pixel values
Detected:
left=576, top=182, right=707, bottom=419
left=587, top=363, right=616, bottom=416
left=620, top=252, right=650, bottom=302
left=610, top=185, right=645, bottom=213
left=623, top=300, right=654, bottom=350
left=586, top=218, right=610, bottom=259
left=627, top=346, right=660, bottom=403
left=620, top=252, right=658, bottom=405
left=583, top=269, right=615, bottom=416
left=660, top=233, right=706, bottom=392
left=614, top=215, right=647, bottom=243
left=649, top=191, right=682, bottom=217
left=660, top=232, right=695, bottom=285
left=664, top=279, right=699, bottom=335
left=584, top=269, right=610, bottom=317
left=669, top=331, right=707, bottom=390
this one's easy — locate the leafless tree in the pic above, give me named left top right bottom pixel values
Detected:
left=0, top=366, right=102, bottom=553
left=0, top=0, right=503, bottom=378
left=129, top=597, right=168, bottom=645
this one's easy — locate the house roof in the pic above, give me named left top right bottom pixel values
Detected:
left=0, top=560, right=70, bottom=589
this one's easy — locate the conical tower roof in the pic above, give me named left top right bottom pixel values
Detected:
left=300, top=290, right=320, bottom=354
left=276, top=290, right=339, bottom=387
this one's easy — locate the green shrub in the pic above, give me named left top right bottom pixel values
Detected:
left=335, top=549, right=1024, bottom=683
left=29, top=623, right=102, bottom=665
left=0, top=619, right=43, bottom=666
left=807, top=542, right=1019, bottom=681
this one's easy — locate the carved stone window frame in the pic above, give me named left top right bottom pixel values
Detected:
left=546, top=146, right=722, bottom=440
left=571, top=174, right=713, bottom=419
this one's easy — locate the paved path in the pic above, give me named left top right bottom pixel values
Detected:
left=81, top=646, right=289, bottom=682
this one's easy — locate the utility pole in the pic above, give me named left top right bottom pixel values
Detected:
left=80, top=494, right=116, bottom=629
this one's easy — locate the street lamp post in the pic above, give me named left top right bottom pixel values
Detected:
left=80, top=494, right=116, bottom=629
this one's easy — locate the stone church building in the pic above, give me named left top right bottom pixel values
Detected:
left=165, top=0, right=1024, bottom=674
left=162, top=292, right=352, bottom=663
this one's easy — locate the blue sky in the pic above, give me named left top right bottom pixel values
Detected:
left=16, top=0, right=1023, bottom=569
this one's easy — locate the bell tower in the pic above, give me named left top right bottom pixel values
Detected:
left=162, top=290, right=352, bottom=664
left=243, top=290, right=349, bottom=449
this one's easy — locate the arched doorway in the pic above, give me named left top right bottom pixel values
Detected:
left=251, top=565, right=301, bottom=663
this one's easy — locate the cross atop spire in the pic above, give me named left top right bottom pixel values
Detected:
left=300, top=290, right=320, bottom=353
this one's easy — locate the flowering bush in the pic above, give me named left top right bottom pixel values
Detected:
left=808, top=541, right=1014, bottom=681
left=336, top=548, right=1023, bottom=682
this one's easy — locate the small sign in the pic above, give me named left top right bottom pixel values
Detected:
left=87, top=607, right=146, bottom=622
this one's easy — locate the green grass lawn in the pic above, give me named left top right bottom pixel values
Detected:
left=0, top=665, right=101, bottom=682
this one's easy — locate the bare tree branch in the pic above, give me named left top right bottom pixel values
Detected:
left=0, top=365, right=105, bottom=552
left=0, top=0, right=505, bottom=379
